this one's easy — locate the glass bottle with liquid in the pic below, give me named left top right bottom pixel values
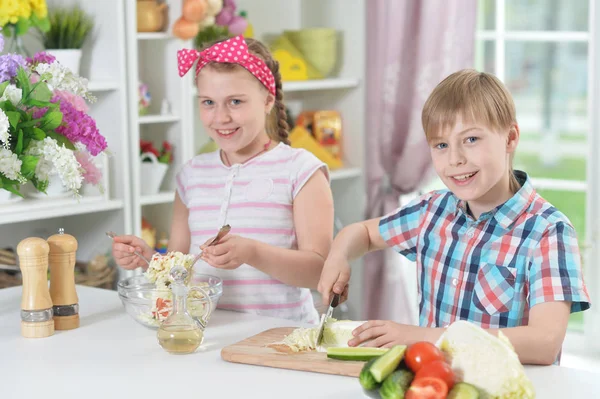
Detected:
left=157, top=265, right=212, bottom=354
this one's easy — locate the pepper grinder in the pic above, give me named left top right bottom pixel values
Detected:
left=17, top=237, right=54, bottom=338
left=48, top=228, right=79, bottom=330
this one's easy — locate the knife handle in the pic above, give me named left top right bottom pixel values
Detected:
left=331, top=293, right=340, bottom=308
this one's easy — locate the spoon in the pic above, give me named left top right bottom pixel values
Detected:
left=105, top=231, right=151, bottom=266
left=191, top=224, right=231, bottom=266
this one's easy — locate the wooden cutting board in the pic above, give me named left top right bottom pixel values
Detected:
left=220, top=327, right=364, bottom=377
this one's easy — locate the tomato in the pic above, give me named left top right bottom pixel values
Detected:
left=405, top=377, right=448, bottom=399
left=405, top=341, right=445, bottom=373
left=153, top=298, right=172, bottom=319
left=414, top=359, right=455, bottom=390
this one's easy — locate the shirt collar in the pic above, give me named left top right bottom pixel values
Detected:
left=452, top=170, right=536, bottom=229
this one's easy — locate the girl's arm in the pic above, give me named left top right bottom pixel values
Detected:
left=351, top=301, right=570, bottom=365
left=246, top=169, right=333, bottom=289
left=168, top=192, right=191, bottom=253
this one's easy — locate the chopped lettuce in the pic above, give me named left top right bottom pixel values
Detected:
left=277, top=318, right=364, bottom=352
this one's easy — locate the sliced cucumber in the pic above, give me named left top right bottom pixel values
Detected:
left=447, top=382, right=481, bottom=399
left=327, top=346, right=389, bottom=361
left=369, top=345, right=407, bottom=383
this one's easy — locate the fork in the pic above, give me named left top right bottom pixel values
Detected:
left=105, top=231, right=151, bottom=266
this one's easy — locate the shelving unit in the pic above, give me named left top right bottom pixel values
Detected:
left=0, top=0, right=131, bottom=267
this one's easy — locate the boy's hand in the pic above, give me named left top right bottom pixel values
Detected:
left=111, top=235, right=153, bottom=270
left=318, top=252, right=351, bottom=305
left=200, top=234, right=256, bottom=270
left=349, top=320, right=405, bottom=348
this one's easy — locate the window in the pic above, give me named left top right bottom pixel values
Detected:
left=476, top=0, right=593, bottom=334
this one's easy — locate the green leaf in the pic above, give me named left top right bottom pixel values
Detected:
left=15, top=17, right=31, bottom=36
left=41, top=112, right=63, bottom=130
left=29, top=82, right=53, bottom=103
left=46, top=131, right=75, bottom=151
left=32, top=128, right=46, bottom=140
left=15, top=130, right=24, bottom=155
left=19, top=156, right=39, bottom=180
left=16, top=67, right=31, bottom=97
left=5, top=111, right=21, bottom=130
left=31, top=14, right=51, bottom=33
left=33, top=177, right=48, bottom=193
left=0, top=81, right=9, bottom=97
left=0, top=100, right=16, bottom=112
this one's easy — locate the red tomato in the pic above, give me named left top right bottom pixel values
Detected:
left=405, top=377, right=448, bottom=399
left=153, top=298, right=172, bottom=319
left=414, top=359, right=455, bottom=391
left=405, top=342, right=445, bottom=373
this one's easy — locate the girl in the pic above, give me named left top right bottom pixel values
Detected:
left=318, top=69, right=590, bottom=364
left=113, top=36, right=333, bottom=324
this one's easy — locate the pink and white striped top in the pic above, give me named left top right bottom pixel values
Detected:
left=176, top=143, right=328, bottom=323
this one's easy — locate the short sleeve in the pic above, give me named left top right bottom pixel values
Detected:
left=291, top=149, right=329, bottom=198
left=528, top=222, right=591, bottom=313
left=176, top=159, right=193, bottom=207
left=378, top=192, right=433, bottom=261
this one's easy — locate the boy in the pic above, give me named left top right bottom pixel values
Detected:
left=318, top=69, right=590, bottom=365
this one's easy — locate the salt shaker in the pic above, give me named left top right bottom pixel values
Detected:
left=48, top=228, right=79, bottom=330
left=17, top=237, right=54, bottom=338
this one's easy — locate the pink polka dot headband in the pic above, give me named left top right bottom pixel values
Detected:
left=177, top=35, right=276, bottom=96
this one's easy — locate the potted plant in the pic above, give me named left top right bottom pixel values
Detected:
left=0, top=1, right=50, bottom=56
left=0, top=38, right=108, bottom=203
left=35, top=5, right=94, bottom=75
left=139, top=140, right=173, bottom=195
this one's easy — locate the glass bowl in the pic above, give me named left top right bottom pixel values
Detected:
left=117, top=272, right=223, bottom=329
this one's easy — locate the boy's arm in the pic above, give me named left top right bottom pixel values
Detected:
left=317, top=217, right=389, bottom=304
left=352, top=301, right=570, bottom=365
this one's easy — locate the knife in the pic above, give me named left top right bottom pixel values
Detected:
left=316, top=293, right=340, bottom=346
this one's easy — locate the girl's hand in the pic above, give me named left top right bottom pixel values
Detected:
left=200, top=234, right=256, bottom=270
left=111, top=235, right=153, bottom=270
left=317, top=252, right=351, bottom=306
left=349, top=320, right=406, bottom=348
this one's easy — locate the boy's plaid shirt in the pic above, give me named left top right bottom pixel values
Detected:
left=379, top=171, right=591, bottom=329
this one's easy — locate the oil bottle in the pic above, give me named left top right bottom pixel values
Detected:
left=157, top=265, right=212, bottom=354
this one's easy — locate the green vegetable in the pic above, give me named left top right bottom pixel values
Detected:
left=447, top=382, right=481, bottom=399
left=370, top=345, right=407, bottom=383
left=379, top=369, right=414, bottom=399
left=359, top=358, right=380, bottom=390
left=327, top=347, right=389, bottom=361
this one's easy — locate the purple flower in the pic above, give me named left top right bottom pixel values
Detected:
left=26, top=52, right=56, bottom=67
left=52, top=95, right=107, bottom=156
left=0, top=53, right=26, bottom=82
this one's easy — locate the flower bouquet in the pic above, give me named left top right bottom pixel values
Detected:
left=0, top=0, right=51, bottom=54
left=0, top=34, right=107, bottom=199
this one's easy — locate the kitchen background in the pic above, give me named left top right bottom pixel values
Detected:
left=0, top=0, right=598, bottom=373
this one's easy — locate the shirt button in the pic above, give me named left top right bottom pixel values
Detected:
left=452, top=278, right=458, bottom=286
left=467, top=229, right=474, bottom=238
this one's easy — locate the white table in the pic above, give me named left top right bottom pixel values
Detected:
left=0, top=286, right=598, bottom=398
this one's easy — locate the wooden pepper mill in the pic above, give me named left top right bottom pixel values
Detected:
left=17, top=237, right=54, bottom=338
left=48, top=228, right=80, bottom=330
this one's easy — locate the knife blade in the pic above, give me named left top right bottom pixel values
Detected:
left=316, top=293, right=340, bottom=346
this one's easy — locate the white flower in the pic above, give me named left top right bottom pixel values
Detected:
left=0, top=84, right=22, bottom=106
left=26, top=137, right=84, bottom=194
left=34, top=62, right=96, bottom=103
left=0, top=148, right=24, bottom=182
left=0, top=109, right=9, bottom=149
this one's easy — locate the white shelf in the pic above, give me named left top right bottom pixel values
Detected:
left=137, top=32, right=172, bottom=40
left=140, top=191, right=175, bottom=206
left=330, top=167, right=362, bottom=181
left=88, top=81, right=119, bottom=92
left=138, top=114, right=181, bottom=124
left=283, top=78, right=360, bottom=92
left=0, top=197, right=124, bottom=225
left=191, top=78, right=360, bottom=97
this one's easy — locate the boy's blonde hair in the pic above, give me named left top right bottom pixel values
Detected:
left=422, top=69, right=520, bottom=193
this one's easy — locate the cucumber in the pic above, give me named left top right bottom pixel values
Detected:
left=369, top=345, right=407, bottom=383
left=327, top=347, right=389, bottom=361
left=447, top=382, right=480, bottom=399
left=359, top=358, right=380, bottom=390
left=379, top=369, right=414, bottom=399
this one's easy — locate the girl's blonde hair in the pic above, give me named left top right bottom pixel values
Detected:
left=198, top=38, right=290, bottom=145
left=422, top=69, right=520, bottom=193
